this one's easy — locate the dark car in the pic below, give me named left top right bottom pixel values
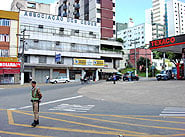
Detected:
left=106, top=75, right=122, bottom=81
left=123, top=72, right=139, bottom=81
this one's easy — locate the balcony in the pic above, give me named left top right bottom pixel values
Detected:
left=74, top=4, right=80, bottom=10
left=63, top=5, right=67, bottom=10
left=100, top=48, right=123, bottom=58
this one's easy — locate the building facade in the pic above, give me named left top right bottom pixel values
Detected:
left=11, top=0, right=55, bottom=14
left=56, top=0, right=116, bottom=39
left=0, top=10, right=20, bottom=84
left=166, top=0, right=185, bottom=37
left=117, top=23, right=152, bottom=50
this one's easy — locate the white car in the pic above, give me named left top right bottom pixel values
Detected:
left=50, top=76, right=70, bottom=84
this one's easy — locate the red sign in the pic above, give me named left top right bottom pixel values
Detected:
left=0, top=69, right=3, bottom=74
left=150, top=37, right=175, bottom=47
left=0, top=62, right=21, bottom=68
left=3, top=69, right=20, bottom=74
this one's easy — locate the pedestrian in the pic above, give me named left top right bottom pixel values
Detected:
left=30, top=81, right=42, bottom=127
left=46, top=76, right=49, bottom=83
left=113, top=74, right=116, bottom=84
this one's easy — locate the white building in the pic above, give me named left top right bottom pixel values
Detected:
left=19, top=10, right=123, bottom=83
left=167, top=0, right=185, bottom=36
left=19, top=10, right=104, bottom=83
left=117, top=23, right=152, bottom=50
left=152, top=0, right=165, bottom=25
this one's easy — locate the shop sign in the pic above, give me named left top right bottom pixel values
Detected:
left=0, top=57, right=18, bottom=62
left=55, top=54, right=61, bottom=63
left=0, top=69, right=3, bottom=74
left=73, top=59, right=104, bottom=67
left=3, top=69, right=20, bottom=74
left=0, top=62, right=21, bottom=68
left=150, top=34, right=185, bottom=49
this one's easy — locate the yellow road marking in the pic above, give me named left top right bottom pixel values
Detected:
left=0, top=130, right=53, bottom=137
left=7, top=110, right=14, bottom=124
left=14, top=110, right=148, bottom=136
left=170, top=134, right=185, bottom=136
left=46, top=112, right=185, bottom=132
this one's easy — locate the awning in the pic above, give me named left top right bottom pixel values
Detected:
left=99, top=68, right=118, bottom=73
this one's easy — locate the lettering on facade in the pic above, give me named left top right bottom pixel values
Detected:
left=150, top=37, right=176, bottom=47
left=23, top=11, right=97, bottom=27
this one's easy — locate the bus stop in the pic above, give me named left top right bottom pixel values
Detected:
left=149, top=34, right=185, bottom=80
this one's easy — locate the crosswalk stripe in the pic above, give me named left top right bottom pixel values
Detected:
left=160, top=107, right=185, bottom=117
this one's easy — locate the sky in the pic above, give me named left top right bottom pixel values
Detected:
left=1, top=0, right=185, bottom=25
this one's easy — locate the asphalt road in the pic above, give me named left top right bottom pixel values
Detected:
left=0, top=81, right=185, bottom=137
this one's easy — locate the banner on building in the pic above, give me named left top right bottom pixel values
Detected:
left=0, top=62, right=21, bottom=68
left=0, top=57, right=18, bottom=62
left=73, top=59, right=104, bottom=67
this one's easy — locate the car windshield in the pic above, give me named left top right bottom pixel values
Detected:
left=160, top=71, right=166, bottom=74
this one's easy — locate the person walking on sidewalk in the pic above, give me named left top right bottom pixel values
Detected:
left=30, top=81, right=42, bottom=127
left=113, top=74, right=117, bottom=84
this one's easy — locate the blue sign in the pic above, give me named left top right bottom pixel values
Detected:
left=55, top=54, right=61, bottom=62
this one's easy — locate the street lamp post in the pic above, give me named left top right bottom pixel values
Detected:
left=20, top=29, right=26, bottom=85
left=145, top=48, right=148, bottom=79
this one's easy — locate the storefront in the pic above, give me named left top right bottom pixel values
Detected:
left=150, top=34, right=185, bottom=80
left=0, top=57, right=20, bottom=84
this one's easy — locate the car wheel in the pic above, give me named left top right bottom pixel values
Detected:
left=54, top=81, right=57, bottom=84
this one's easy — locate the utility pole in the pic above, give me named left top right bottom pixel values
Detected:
left=145, top=48, right=148, bottom=79
left=20, top=29, right=26, bottom=85
left=130, top=38, right=139, bottom=75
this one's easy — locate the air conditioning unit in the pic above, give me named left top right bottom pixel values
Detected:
left=56, top=41, right=60, bottom=45
left=34, top=39, right=39, bottom=43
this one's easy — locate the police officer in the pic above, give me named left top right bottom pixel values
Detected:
left=31, top=81, right=42, bottom=127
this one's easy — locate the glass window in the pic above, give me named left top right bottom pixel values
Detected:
left=39, top=56, right=46, bottom=63
left=0, top=19, right=10, bottom=26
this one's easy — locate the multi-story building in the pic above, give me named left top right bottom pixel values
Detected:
left=0, top=10, right=20, bottom=84
left=56, top=0, right=116, bottom=39
left=19, top=10, right=107, bottom=83
left=11, top=0, right=55, bottom=14
left=145, top=0, right=166, bottom=40
left=166, top=0, right=185, bottom=36
left=117, top=23, right=152, bottom=50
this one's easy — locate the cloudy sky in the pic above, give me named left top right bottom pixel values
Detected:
left=0, top=0, right=13, bottom=11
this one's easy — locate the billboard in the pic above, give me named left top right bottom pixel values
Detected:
left=0, top=62, right=21, bottom=68
left=73, top=59, right=104, bottom=67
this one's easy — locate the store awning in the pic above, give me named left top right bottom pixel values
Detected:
left=99, top=68, right=118, bottom=73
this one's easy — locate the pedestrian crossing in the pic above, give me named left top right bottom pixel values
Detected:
left=160, top=107, right=185, bottom=116
left=49, top=104, right=95, bottom=112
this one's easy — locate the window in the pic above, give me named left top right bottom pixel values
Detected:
left=27, top=2, right=36, bottom=9
left=38, top=25, right=43, bottom=29
left=97, top=9, right=101, bottom=13
left=0, top=49, right=9, bottom=57
left=97, top=0, right=100, bottom=4
left=113, top=30, right=116, bottom=34
left=113, top=3, right=115, bottom=7
left=97, top=18, right=101, bottom=23
left=0, top=19, right=10, bottom=26
left=0, top=34, right=9, bottom=42
left=39, top=56, right=46, bottom=63
left=113, top=12, right=115, bottom=16
left=24, top=55, right=30, bottom=63
left=113, top=21, right=115, bottom=25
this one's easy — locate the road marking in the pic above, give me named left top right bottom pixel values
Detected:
left=0, top=130, right=53, bottom=137
left=160, top=107, right=185, bottom=116
left=46, top=112, right=185, bottom=132
left=18, top=95, right=83, bottom=110
left=14, top=110, right=148, bottom=135
left=0, top=88, right=4, bottom=90
left=49, top=104, right=95, bottom=112
left=7, top=110, right=149, bottom=137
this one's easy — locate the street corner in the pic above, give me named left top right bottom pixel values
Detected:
left=1, top=109, right=185, bottom=137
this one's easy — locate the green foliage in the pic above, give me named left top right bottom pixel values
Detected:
left=116, top=38, right=124, bottom=43
left=101, top=47, right=124, bottom=55
left=120, top=67, right=135, bottom=74
left=137, top=57, right=151, bottom=72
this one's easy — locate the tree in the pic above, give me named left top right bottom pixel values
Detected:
left=153, top=51, right=181, bottom=66
left=137, top=57, right=151, bottom=72
left=116, top=38, right=124, bottom=43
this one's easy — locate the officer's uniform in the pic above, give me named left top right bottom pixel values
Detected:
left=31, top=87, right=41, bottom=126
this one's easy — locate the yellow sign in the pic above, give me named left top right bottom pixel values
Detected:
left=0, top=57, right=18, bottom=62
left=73, top=59, right=104, bottom=67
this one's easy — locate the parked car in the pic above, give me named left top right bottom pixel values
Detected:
left=123, top=72, right=139, bottom=81
left=156, top=70, right=171, bottom=81
left=50, top=76, right=70, bottom=84
left=106, top=75, right=122, bottom=81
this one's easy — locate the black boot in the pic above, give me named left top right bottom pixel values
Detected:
left=31, top=120, right=37, bottom=127
left=35, top=120, right=39, bottom=125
